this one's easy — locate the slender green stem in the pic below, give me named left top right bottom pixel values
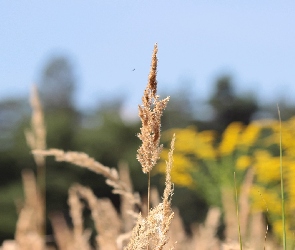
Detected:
left=147, top=171, right=150, bottom=214
left=234, top=172, right=243, bottom=250
left=278, top=105, right=286, bottom=250
left=147, top=172, right=151, bottom=250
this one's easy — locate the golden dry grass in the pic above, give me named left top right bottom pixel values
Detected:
left=137, top=43, right=169, bottom=174
left=0, top=44, right=282, bottom=250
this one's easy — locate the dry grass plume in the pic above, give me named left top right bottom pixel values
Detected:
left=137, top=43, right=170, bottom=174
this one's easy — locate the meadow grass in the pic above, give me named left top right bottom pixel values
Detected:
left=0, top=44, right=289, bottom=250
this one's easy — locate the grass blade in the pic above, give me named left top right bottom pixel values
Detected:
left=234, top=172, right=243, bottom=250
left=278, top=105, right=286, bottom=249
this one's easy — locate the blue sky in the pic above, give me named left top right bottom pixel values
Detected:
left=1, top=1, right=295, bottom=115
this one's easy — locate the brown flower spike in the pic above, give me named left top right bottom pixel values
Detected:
left=137, top=43, right=170, bottom=174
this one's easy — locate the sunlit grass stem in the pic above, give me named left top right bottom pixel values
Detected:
left=278, top=105, right=286, bottom=250
left=234, top=172, right=243, bottom=250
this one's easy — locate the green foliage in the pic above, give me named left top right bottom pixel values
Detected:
left=209, top=75, right=258, bottom=132
left=0, top=181, right=23, bottom=238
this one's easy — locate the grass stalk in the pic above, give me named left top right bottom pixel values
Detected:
left=25, top=85, right=47, bottom=237
left=136, top=43, right=170, bottom=248
left=278, top=105, right=287, bottom=249
left=147, top=172, right=150, bottom=250
left=234, top=172, right=243, bottom=250
left=147, top=172, right=151, bottom=214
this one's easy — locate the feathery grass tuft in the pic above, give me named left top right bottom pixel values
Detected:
left=136, top=43, right=170, bottom=221
left=125, top=134, right=175, bottom=250
left=137, top=43, right=170, bottom=174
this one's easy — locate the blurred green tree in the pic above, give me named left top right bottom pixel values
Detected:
left=0, top=98, right=31, bottom=241
left=39, top=56, right=79, bottom=150
left=161, top=85, right=195, bottom=130
left=74, top=100, right=143, bottom=192
left=34, top=56, right=84, bottom=226
left=39, top=56, right=76, bottom=111
left=209, top=76, right=258, bottom=133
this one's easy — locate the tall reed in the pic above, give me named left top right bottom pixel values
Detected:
left=136, top=43, right=170, bottom=213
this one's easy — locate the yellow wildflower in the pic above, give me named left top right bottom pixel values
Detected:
left=219, top=122, right=243, bottom=156
left=198, top=130, right=216, bottom=144
left=171, top=172, right=194, bottom=187
left=236, top=155, right=251, bottom=170
left=284, top=161, right=295, bottom=210
left=195, top=145, right=216, bottom=159
left=251, top=185, right=281, bottom=214
left=239, top=122, right=261, bottom=147
left=173, top=126, right=198, bottom=154
left=158, top=149, right=195, bottom=188
left=253, top=150, right=280, bottom=183
left=194, top=130, right=217, bottom=159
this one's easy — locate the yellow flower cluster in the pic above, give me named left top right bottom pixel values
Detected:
left=158, top=121, right=264, bottom=189
left=240, top=118, right=295, bottom=241
left=253, top=150, right=281, bottom=183
left=236, top=155, right=251, bottom=170
left=219, top=122, right=244, bottom=155
left=157, top=116, right=295, bottom=241
left=239, top=122, right=262, bottom=147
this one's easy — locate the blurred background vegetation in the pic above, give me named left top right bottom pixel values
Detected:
left=1, top=55, right=295, bottom=243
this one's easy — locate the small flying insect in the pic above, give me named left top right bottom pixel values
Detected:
left=132, top=68, right=135, bottom=71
